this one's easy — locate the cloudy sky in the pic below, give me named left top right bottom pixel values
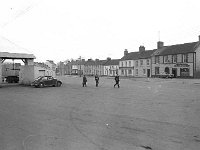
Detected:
left=0, top=0, right=200, bottom=63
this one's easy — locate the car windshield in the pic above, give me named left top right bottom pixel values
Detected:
left=35, top=76, right=42, bottom=81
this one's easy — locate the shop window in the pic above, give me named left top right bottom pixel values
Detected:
left=180, top=68, right=189, bottom=77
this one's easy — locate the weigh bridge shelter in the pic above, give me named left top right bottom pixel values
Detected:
left=0, top=52, right=36, bottom=84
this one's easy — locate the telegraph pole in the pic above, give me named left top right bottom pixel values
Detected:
left=79, top=56, right=81, bottom=77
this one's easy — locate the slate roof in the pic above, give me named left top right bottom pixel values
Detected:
left=84, top=59, right=108, bottom=66
left=84, top=60, right=95, bottom=66
left=121, top=50, right=155, bottom=60
left=153, top=41, right=199, bottom=56
left=139, top=50, right=157, bottom=59
left=104, top=59, right=120, bottom=66
left=121, top=51, right=139, bottom=60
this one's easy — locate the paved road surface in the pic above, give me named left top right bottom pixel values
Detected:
left=0, top=76, right=200, bottom=150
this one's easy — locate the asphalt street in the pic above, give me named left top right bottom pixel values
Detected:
left=0, top=76, right=200, bottom=150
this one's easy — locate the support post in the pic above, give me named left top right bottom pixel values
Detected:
left=0, top=58, right=2, bottom=85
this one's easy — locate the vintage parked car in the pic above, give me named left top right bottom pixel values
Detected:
left=31, top=76, right=62, bottom=88
left=158, top=72, right=174, bottom=78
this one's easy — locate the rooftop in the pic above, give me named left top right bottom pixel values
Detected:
left=121, top=50, right=155, bottom=60
left=153, top=41, right=199, bottom=56
left=0, top=52, right=36, bottom=59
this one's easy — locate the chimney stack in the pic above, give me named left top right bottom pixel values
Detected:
left=124, top=49, right=128, bottom=56
left=199, top=35, right=200, bottom=42
left=139, top=46, right=145, bottom=53
left=157, top=41, right=164, bottom=49
left=107, top=57, right=111, bottom=61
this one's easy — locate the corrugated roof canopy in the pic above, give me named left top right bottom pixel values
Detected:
left=0, top=52, right=36, bottom=59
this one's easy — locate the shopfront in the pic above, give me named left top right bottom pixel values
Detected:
left=174, top=63, right=192, bottom=78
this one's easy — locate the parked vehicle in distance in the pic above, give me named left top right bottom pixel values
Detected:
left=5, top=76, right=19, bottom=83
left=31, top=76, right=62, bottom=88
left=158, top=72, right=174, bottom=78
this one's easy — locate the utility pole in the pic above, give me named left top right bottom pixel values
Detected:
left=79, top=56, right=81, bottom=77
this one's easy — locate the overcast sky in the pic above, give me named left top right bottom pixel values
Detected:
left=0, top=0, right=200, bottom=63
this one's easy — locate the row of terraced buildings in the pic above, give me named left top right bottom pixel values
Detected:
left=60, top=36, right=200, bottom=78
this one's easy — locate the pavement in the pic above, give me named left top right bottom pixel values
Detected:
left=0, top=76, right=200, bottom=150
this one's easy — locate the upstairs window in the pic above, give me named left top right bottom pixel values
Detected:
left=182, top=54, right=188, bottom=63
left=129, top=61, right=131, bottom=67
left=121, top=62, right=123, bottom=67
left=146, top=59, right=150, bottom=65
left=172, top=55, right=177, bottom=63
left=135, top=61, right=138, bottom=67
left=140, top=60, right=143, bottom=66
left=164, top=55, right=169, bottom=63
left=155, top=56, right=160, bottom=64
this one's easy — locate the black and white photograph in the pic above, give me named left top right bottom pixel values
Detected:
left=0, top=0, right=200, bottom=149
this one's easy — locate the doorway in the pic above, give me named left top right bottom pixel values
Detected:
left=172, top=68, right=177, bottom=78
left=165, top=67, right=170, bottom=74
left=147, top=69, right=150, bottom=77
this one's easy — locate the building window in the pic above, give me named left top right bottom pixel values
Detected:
left=155, top=56, right=160, bottom=64
left=121, top=62, right=123, bottom=67
left=136, top=69, right=138, bottom=75
left=143, top=69, right=146, bottom=75
left=125, top=61, right=127, bottom=67
left=121, top=69, right=124, bottom=75
left=173, top=55, right=177, bottom=63
left=146, top=59, right=150, bottom=66
left=180, top=68, right=189, bottom=77
left=128, top=69, right=132, bottom=74
left=129, top=61, right=131, bottom=67
left=164, top=55, right=168, bottom=63
left=140, top=60, right=143, bottom=66
left=135, top=61, right=138, bottom=67
left=155, top=67, right=159, bottom=75
left=182, top=54, right=188, bottom=63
